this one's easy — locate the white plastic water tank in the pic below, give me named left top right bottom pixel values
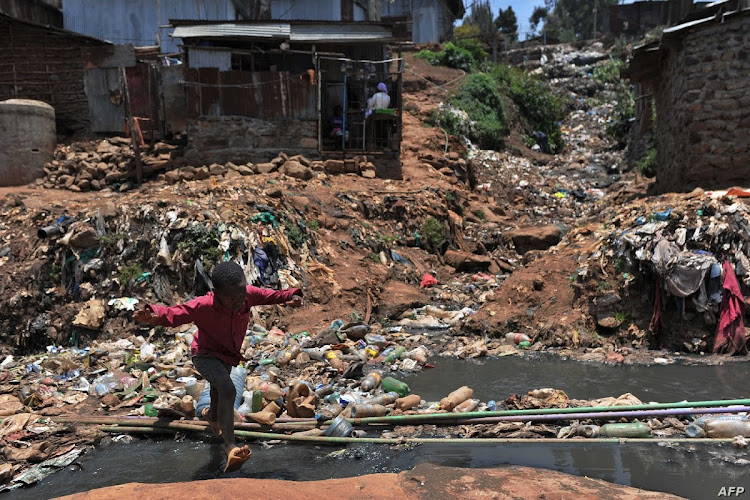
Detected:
left=0, top=99, right=56, bottom=187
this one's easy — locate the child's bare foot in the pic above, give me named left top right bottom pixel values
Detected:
left=201, top=408, right=222, bottom=436
left=224, top=445, right=251, bottom=473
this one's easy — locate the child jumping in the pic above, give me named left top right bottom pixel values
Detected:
left=134, top=261, right=303, bottom=472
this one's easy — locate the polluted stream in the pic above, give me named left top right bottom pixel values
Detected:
left=14, top=355, right=750, bottom=499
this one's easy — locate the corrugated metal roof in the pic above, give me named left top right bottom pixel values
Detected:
left=172, top=23, right=291, bottom=39
left=290, top=24, right=393, bottom=42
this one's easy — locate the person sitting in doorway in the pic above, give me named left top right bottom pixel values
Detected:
left=366, top=82, right=390, bottom=117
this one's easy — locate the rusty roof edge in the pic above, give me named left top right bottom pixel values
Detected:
left=0, top=11, right=111, bottom=45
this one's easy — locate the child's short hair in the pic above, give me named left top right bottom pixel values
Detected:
left=211, top=261, right=246, bottom=291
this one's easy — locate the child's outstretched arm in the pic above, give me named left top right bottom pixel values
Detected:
left=246, top=285, right=304, bottom=307
left=133, top=298, right=206, bottom=327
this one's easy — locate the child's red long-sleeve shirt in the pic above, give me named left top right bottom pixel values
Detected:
left=149, top=285, right=301, bottom=366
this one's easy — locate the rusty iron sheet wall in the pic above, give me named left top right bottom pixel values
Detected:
left=0, top=16, right=105, bottom=134
left=185, top=68, right=317, bottom=120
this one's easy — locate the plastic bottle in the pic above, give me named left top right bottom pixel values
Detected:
left=350, top=404, right=388, bottom=418
left=383, top=346, right=406, bottom=365
left=315, top=384, right=335, bottom=398
left=394, top=394, right=421, bottom=411
left=251, top=389, right=264, bottom=412
left=302, top=348, right=326, bottom=361
left=576, top=424, right=600, bottom=438
left=364, top=345, right=380, bottom=358
left=599, top=422, right=651, bottom=438
left=368, top=392, right=399, bottom=406
left=277, top=345, right=301, bottom=366
left=260, top=382, right=285, bottom=400
left=440, top=386, right=473, bottom=411
left=248, top=410, right=276, bottom=425
left=364, top=333, right=387, bottom=348
left=326, top=351, right=345, bottom=372
left=506, top=333, right=532, bottom=345
left=405, top=348, right=428, bottom=365
left=237, top=391, right=254, bottom=416
left=486, top=400, right=498, bottom=411
left=324, top=392, right=341, bottom=404
left=381, top=377, right=410, bottom=397
left=705, top=419, right=750, bottom=438
left=342, top=324, right=370, bottom=339
left=360, top=372, right=382, bottom=392
left=454, top=399, right=478, bottom=413
left=316, top=404, right=343, bottom=420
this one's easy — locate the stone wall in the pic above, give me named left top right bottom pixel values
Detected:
left=653, top=13, right=750, bottom=193
left=185, top=116, right=318, bottom=165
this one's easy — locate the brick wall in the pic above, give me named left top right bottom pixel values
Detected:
left=653, top=13, right=750, bottom=193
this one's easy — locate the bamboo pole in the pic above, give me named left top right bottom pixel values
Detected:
left=99, top=424, right=738, bottom=446
left=323, top=398, right=750, bottom=426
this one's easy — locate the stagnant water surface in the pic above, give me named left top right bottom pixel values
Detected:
left=12, top=355, right=750, bottom=499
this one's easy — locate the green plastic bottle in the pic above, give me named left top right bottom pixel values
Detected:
left=251, top=389, right=264, bottom=413
left=383, top=346, right=406, bottom=364
left=599, top=422, right=651, bottom=438
left=381, top=376, right=410, bottom=397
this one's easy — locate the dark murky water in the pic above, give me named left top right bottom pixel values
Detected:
left=11, top=355, right=750, bottom=500
left=402, top=355, right=750, bottom=403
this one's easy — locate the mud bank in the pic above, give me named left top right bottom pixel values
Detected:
left=57, top=463, right=681, bottom=500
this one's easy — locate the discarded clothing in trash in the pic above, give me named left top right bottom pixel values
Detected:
left=714, top=261, right=747, bottom=354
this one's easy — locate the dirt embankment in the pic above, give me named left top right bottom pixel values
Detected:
left=57, top=463, right=682, bottom=500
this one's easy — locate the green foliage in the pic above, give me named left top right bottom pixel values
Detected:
left=538, top=0, right=618, bottom=41
left=368, top=252, right=380, bottom=263
left=306, top=219, right=320, bottom=232
left=177, top=224, right=224, bottom=266
left=284, top=220, right=308, bottom=248
left=495, top=6, right=518, bottom=41
left=453, top=38, right=488, bottom=64
left=474, top=210, right=486, bottom=221
left=451, top=73, right=508, bottom=150
left=439, top=42, right=476, bottom=72
left=376, top=232, right=400, bottom=246
left=597, top=280, right=611, bottom=291
left=415, top=42, right=479, bottom=72
left=415, top=49, right=440, bottom=66
left=637, top=148, right=658, bottom=178
left=605, top=85, right=634, bottom=146
left=464, top=0, right=494, bottom=34
left=119, top=263, right=144, bottom=284
left=421, top=217, right=445, bottom=249
left=613, top=311, right=626, bottom=323
left=490, top=65, right=565, bottom=153
left=593, top=59, right=625, bottom=86
left=529, top=6, right=549, bottom=34
left=444, top=191, right=456, bottom=202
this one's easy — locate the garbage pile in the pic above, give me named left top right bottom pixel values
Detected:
left=587, top=187, right=750, bottom=354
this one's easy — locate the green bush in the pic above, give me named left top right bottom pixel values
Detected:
left=421, top=217, right=445, bottom=249
left=439, top=42, right=476, bottom=72
left=490, top=64, right=565, bottom=153
left=637, top=148, right=658, bottom=177
left=453, top=38, right=488, bottom=65
left=450, top=73, right=508, bottom=150
left=415, top=49, right=440, bottom=66
left=593, top=58, right=625, bottom=86
left=605, top=85, right=634, bottom=145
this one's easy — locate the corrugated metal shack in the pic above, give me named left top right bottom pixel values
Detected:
left=172, top=20, right=403, bottom=165
left=62, top=0, right=238, bottom=54
left=60, top=0, right=464, bottom=54
left=0, top=12, right=111, bottom=133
